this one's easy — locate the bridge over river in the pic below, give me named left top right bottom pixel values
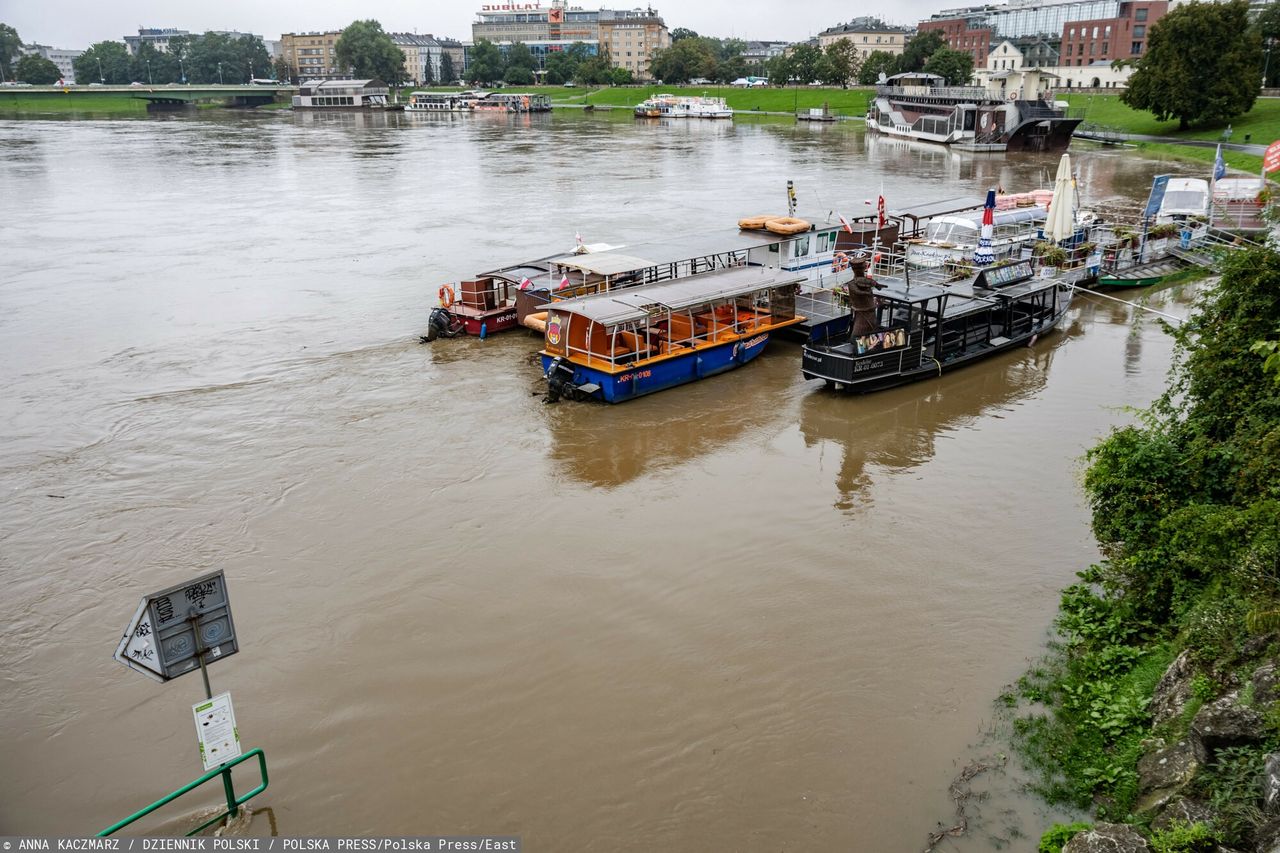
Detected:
left=7, top=83, right=297, bottom=109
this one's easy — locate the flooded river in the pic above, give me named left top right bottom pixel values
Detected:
left=0, top=111, right=1203, bottom=848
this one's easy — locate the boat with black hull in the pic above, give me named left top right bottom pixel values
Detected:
left=866, top=71, right=1082, bottom=153
left=800, top=259, right=1072, bottom=393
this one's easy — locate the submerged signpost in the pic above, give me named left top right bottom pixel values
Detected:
left=105, top=570, right=266, bottom=836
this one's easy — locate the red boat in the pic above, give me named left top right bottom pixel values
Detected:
left=422, top=277, right=520, bottom=341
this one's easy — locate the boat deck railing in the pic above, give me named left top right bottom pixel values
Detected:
left=876, top=85, right=987, bottom=100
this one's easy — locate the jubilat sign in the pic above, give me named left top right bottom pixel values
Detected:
left=481, top=3, right=543, bottom=10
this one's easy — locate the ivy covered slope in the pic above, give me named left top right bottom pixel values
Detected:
left=1017, top=246, right=1280, bottom=853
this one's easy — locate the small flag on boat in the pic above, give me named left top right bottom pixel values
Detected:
left=1213, top=144, right=1227, bottom=181
left=575, top=231, right=584, bottom=246
left=838, top=215, right=853, bottom=234
left=877, top=195, right=887, bottom=228
left=519, top=277, right=533, bottom=291
left=558, top=275, right=571, bottom=290
left=973, top=188, right=996, bottom=266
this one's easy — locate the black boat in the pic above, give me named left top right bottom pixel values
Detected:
left=800, top=260, right=1072, bottom=394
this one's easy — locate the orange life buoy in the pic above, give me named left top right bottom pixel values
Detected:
left=765, top=216, right=811, bottom=235
left=438, top=284, right=456, bottom=308
left=832, top=251, right=849, bottom=272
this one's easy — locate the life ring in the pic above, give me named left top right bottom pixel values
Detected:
left=438, top=284, right=456, bottom=308
left=832, top=251, right=850, bottom=272
left=765, top=216, right=811, bottom=235
left=738, top=215, right=776, bottom=230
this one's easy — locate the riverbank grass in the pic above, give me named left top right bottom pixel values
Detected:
left=0, top=92, right=151, bottom=115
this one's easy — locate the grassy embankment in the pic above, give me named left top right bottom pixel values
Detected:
left=0, top=91, right=151, bottom=115
left=1013, top=247, right=1280, bottom=852
left=1066, top=92, right=1280, bottom=175
left=391, top=83, right=873, bottom=116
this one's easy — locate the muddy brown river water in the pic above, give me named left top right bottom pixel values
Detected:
left=0, top=110, right=1204, bottom=848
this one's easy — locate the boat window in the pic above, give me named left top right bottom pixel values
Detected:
left=769, top=243, right=779, bottom=253
left=795, top=235, right=811, bottom=256
left=1161, top=191, right=1207, bottom=211
left=925, top=220, right=980, bottom=242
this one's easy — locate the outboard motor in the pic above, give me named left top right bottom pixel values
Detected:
left=544, top=357, right=576, bottom=403
left=420, top=307, right=460, bottom=343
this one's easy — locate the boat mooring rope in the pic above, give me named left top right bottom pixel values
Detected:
left=1077, top=288, right=1185, bottom=323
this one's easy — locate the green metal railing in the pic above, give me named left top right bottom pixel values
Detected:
left=97, top=748, right=269, bottom=837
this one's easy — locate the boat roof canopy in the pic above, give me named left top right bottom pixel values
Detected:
left=550, top=220, right=841, bottom=276
left=552, top=267, right=806, bottom=326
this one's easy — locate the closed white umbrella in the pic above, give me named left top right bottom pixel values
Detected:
left=1045, top=153, right=1076, bottom=243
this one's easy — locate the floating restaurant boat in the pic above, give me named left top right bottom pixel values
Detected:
left=406, top=90, right=551, bottom=113
left=800, top=259, right=1073, bottom=393
left=866, top=71, right=1081, bottom=152
left=541, top=266, right=805, bottom=402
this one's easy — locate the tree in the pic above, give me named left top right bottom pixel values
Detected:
left=422, top=59, right=434, bottom=85
left=335, top=19, right=406, bottom=85
left=15, top=54, right=60, bottom=84
left=72, top=41, right=131, bottom=85
left=466, top=39, right=504, bottom=85
left=507, top=42, right=536, bottom=72
left=273, top=57, right=291, bottom=83
left=543, top=49, right=576, bottom=84
left=1255, top=2, right=1280, bottom=86
left=0, top=23, right=21, bottom=80
left=899, top=30, right=945, bottom=73
left=766, top=53, right=792, bottom=86
left=787, top=42, right=823, bottom=84
left=440, top=52, right=455, bottom=84
left=181, top=33, right=271, bottom=84
left=649, top=38, right=717, bottom=84
left=504, top=65, right=534, bottom=85
left=130, top=42, right=180, bottom=84
left=822, top=38, right=861, bottom=88
left=1122, top=0, right=1262, bottom=130
left=609, top=66, right=633, bottom=85
left=670, top=28, right=699, bottom=43
left=573, top=54, right=612, bottom=85
left=923, top=48, right=974, bottom=86
left=858, top=50, right=899, bottom=85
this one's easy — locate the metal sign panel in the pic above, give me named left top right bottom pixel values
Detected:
left=113, top=599, right=165, bottom=683
left=113, top=570, right=239, bottom=682
left=193, top=691, right=242, bottom=771
left=1265, top=140, right=1280, bottom=174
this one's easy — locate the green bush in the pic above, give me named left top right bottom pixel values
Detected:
left=1039, top=821, right=1091, bottom=853
left=1149, top=820, right=1217, bottom=853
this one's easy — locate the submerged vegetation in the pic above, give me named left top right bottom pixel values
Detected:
left=1015, top=245, right=1280, bottom=850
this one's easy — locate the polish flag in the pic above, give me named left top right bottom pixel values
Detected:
left=838, top=215, right=853, bottom=234
left=877, top=195, right=887, bottom=228
left=519, top=277, right=534, bottom=291
left=558, top=275, right=571, bottom=290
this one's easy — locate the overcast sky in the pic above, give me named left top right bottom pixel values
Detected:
left=0, top=0, right=955, bottom=49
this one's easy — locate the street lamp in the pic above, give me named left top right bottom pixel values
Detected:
left=146, top=58, right=152, bottom=84
left=96, top=56, right=104, bottom=84
left=179, top=56, right=186, bottom=84
left=217, top=62, right=224, bottom=85
left=1264, top=38, right=1274, bottom=90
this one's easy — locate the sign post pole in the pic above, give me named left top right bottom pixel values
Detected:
left=188, top=609, right=238, bottom=819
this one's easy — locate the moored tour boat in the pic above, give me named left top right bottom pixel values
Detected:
left=866, top=70, right=1081, bottom=152
left=541, top=266, right=805, bottom=402
left=801, top=259, right=1073, bottom=393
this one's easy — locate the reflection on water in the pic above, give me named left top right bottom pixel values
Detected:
left=800, top=341, right=1063, bottom=511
